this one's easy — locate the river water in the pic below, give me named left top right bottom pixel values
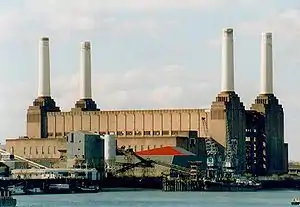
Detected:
left=15, top=190, right=297, bottom=206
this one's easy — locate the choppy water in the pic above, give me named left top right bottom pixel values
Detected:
left=16, top=190, right=297, bottom=206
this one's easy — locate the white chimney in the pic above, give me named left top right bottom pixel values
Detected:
left=221, top=28, right=235, bottom=92
left=80, top=41, right=92, bottom=99
left=260, top=32, right=273, bottom=95
left=38, top=37, right=51, bottom=97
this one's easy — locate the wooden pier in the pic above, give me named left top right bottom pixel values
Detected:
left=162, top=177, right=204, bottom=192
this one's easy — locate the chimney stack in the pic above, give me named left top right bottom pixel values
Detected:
left=80, top=41, right=92, bottom=99
left=38, top=37, right=51, bottom=97
left=260, top=32, right=273, bottom=95
left=221, top=28, right=235, bottom=92
left=73, top=41, right=98, bottom=111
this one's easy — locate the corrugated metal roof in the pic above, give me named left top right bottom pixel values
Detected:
left=136, top=146, right=195, bottom=156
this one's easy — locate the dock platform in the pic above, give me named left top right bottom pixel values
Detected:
left=162, top=178, right=204, bottom=192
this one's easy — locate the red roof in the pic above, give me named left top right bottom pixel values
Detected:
left=136, top=146, right=194, bottom=156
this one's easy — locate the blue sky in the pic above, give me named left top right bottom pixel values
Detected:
left=0, top=0, right=299, bottom=160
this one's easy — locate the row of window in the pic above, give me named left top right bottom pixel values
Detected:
left=246, top=149, right=267, bottom=157
left=48, top=130, right=184, bottom=137
left=246, top=164, right=267, bottom=170
left=245, top=137, right=266, bottom=144
left=48, top=132, right=67, bottom=137
left=256, top=99, right=268, bottom=104
left=216, top=96, right=229, bottom=102
left=245, top=129, right=257, bottom=132
left=246, top=151, right=267, bottom=157
left=116, top=130, right=179, bottom=136
left=245, top=137, right=258, bottom=142
left=48, top=109, right=203, bottom=116
left=126, top=145, right=164, bottom=152
left=10, top=146, right=57, bottom=155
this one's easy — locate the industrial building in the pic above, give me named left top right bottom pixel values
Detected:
left=5, top=29, right=288, bottom=176
left=66, top=131, right=104, bottom=171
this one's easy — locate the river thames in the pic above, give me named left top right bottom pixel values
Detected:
left=15, top=190, right=297, bottom=206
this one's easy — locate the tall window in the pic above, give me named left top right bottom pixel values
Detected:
left=70, top=133, right=74, bottom=143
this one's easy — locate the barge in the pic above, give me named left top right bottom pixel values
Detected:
left=204, top=179, right=262, bottom=192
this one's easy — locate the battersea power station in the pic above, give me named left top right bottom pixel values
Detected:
left=5, top=28, right=288, bottom=176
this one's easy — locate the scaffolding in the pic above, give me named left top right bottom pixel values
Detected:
left=201, top=117, right=223, bottom=179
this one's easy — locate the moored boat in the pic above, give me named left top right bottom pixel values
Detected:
left=204, top=178, right=262, bottom=192
left=26, top=187, right=44, bottom=195
left=46, top=184, right=72, bottom=194
left=74, top=186, right=100, bottom=193
left=7, top=185, right=25, bottom=195
left=291, top=197, right=300, bottom=205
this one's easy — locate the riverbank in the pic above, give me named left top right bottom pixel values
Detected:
left=14, top=189, right=300, bottom=206
left=4, top=175, right=300, bottom=196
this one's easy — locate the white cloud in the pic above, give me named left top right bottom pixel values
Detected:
left=0, top=10, right=23, bottom=40
left=3, top=0, right=265, bottom=43
left=0, top=0, right=220, bottom=43
left=238, top=9, right=300, bottom=39
left=237, top=8, right=300, bottom=67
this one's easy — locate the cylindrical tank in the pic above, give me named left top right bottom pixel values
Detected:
left=103, top=134, right=116, bottom=163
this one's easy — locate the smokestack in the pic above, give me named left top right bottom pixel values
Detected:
left=221, top=28, right=235, bottom=92
left=38, top=37, right=51, bottom=97
left=80, top=41, right=92, bottom=99
left=260, top=32, right=273, bottom=95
